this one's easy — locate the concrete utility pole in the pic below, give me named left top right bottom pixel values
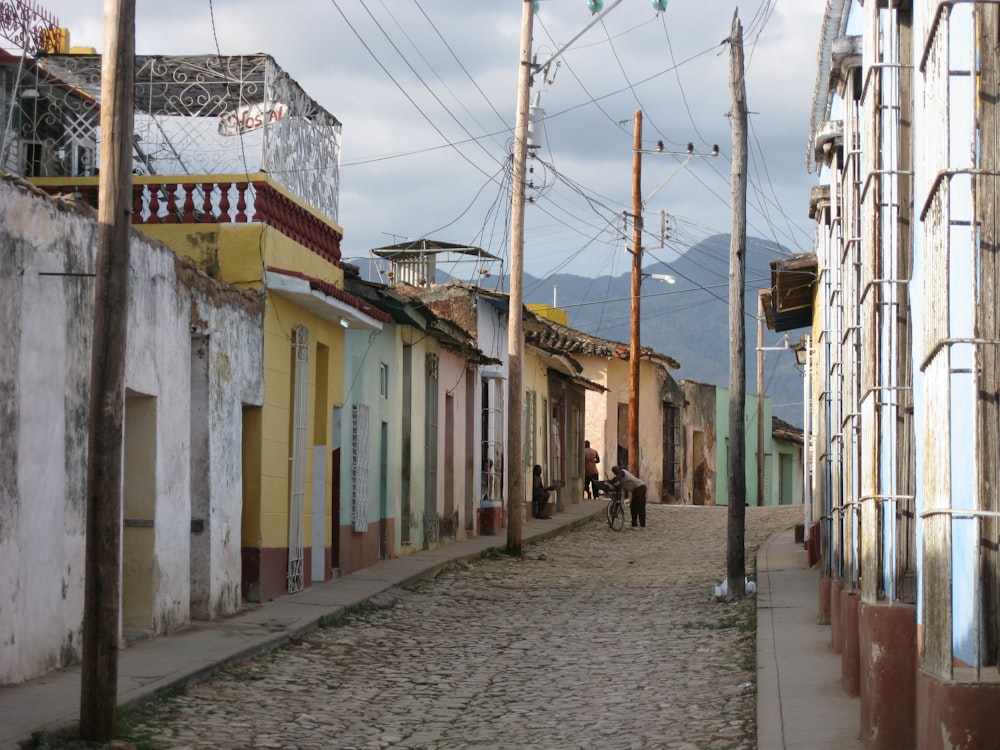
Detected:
left=506, top=0, right=534, bottom=556
left=80, top=0, right=135, bottom=739
left=628, top=110, right=643, bottom=477
left=726, top=9, right=748, bottom=600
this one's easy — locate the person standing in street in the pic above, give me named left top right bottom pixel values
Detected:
left=611, top=465, right=647, bottom=528
left=584, top=440, right=600, bottom=499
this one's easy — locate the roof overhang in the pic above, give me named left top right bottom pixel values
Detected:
left=762, top=254, right=818, bottom=332
left=372, top=238, right=499, bottom=261
left=265, top=270, right=384, bottom=331
left=528, top=344, right=581, bottom=377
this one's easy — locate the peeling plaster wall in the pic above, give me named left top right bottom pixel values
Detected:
left=190, top=288, right=263, bottom=620
left=0, top=184, right=94, bottom=687
left=0, top=180, right=263, bottom=686
left=680, top=381, right=719, bottom=505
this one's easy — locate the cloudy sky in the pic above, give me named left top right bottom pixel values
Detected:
left=29, top=0, right=826, bottom=283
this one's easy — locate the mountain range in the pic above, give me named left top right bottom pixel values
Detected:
left=516, top=234, right=809, bottom=427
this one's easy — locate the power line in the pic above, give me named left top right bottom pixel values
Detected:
left=328, top=0, right=503, bottom=184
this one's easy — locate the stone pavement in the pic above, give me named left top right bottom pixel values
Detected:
left=756, top=525, right=863, bottom=749
left=1, top=501, right=858, bottom=749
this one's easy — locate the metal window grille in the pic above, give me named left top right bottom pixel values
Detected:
left=525, top=389, right=536, bottom=467
left=352, top=403, right=370, bottom=532
left=287, top=325, right=309, bottom=594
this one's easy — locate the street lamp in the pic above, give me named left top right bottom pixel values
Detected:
left=791, top=337, right=809, bottom=367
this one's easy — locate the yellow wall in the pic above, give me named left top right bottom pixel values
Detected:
left=250, top=294, right=345, bottom=549
left=142, top=223, right=344, bottom=290
left=528, top=305, right=569, bottom=326
left=137, top=196, right=347, bottom=552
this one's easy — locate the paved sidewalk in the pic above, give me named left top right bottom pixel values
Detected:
left=756, top=527, right=862, bottom=749
left=2, top=501, right=861, bottom=749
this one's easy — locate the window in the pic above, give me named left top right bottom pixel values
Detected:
left=379, top=362, right=389, bottom=398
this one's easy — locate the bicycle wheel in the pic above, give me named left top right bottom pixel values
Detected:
left=610, top=500, right=625, bottom=531
left=606, top=499, right=617, bottom=528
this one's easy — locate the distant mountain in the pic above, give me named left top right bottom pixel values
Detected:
left=518, top=234, right=808, bottom=427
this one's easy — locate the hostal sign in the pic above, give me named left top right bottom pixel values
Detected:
left=218, top=102, right=287, bottom=136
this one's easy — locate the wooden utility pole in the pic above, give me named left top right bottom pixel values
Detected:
left=80, top=0, right=135, bottom=739
left=726, top=9, right=748, bottom=600
left=757, top=292, right=765, bottom=507
left=628, top=109, right=643, bottom=476
left=506, top=0, right=533, bottom=556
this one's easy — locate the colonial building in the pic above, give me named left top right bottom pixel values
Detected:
left=764, top=1, right=1000, bottom=745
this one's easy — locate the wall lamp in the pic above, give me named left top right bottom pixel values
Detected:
left=791, top=337, right=809, bottom=367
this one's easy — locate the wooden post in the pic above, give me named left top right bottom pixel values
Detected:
left=506, top=0, right=533, bottom=556
left=757, top=292, right=765, bottom=507
left=726, top=10, right=748, bottom=600
left=79, top=0, right=135, bottom=739
left=629, top=109, right=643, bottom=477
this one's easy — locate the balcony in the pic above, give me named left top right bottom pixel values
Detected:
left=32, top=174, right=342, bottom=266
left=11, top=52, right=341, bottom=229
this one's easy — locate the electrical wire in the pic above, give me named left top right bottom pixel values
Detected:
left=379, top=0, right=509, bottom=154
left=329, top=0, right=504, bottom=184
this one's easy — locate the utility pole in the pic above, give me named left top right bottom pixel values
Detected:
left=628, top=109, right=643, bottom=476
left=506, top=0, right=533, bottom=556
left=757, top=292, right=765, bottom=507
left=629, top=126, right=716, bottom=482
left=726, top=9, right=748, bottom=600
left=80, top=0, right=134, bottom=739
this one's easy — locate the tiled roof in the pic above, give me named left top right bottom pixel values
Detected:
left=524, top=314, right=680, bottom=370
left=772, top=416, right=804, bottom=444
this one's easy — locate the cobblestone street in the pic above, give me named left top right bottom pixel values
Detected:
left=117, top=505, right=802, bottom=750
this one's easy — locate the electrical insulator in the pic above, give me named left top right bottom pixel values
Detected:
left=652, top=0, right=667, bottom=10
left=587, top=0, right=604, bottom=14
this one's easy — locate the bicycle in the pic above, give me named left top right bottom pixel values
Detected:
left=598, top=480, right=628, bottom=531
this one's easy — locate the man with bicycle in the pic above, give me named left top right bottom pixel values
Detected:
left=610, top=465, right=648, bottom=528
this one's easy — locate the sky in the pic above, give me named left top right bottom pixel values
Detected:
left=25, top=0, right=826, bottom=284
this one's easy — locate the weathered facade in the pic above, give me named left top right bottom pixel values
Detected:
left=0, top=177, right=263, bottom=686
left=522, top=313, right=599, bottom=515
left=417, top=281, right=511, bottom=533
left=678, top=380, right=800, bottom=507
left=679, top=381, right=719, bottom=505
left=775, top=1, right=1000, bottom=746
left=340, top=272, right=492, bottom=565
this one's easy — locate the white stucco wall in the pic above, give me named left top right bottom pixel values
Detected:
left=0, top=181, right=262, bottom=685
left=192, top=286, right=264, bottom=618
